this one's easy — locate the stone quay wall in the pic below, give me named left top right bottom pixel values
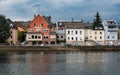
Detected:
left=0, top=46, right=120, bottom=51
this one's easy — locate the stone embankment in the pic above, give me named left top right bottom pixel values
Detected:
left=0, top=46, right=120, bottom=51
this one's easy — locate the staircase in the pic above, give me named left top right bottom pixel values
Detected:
left=85, top=40, right=100, bottom=46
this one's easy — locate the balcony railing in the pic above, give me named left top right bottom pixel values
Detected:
left=108, top=28, right=118, bottom=32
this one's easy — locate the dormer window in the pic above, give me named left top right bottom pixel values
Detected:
left=10, top=24, right=13, bottom=28
left=99, top=27, right=102, bottom=29
left=59, top=23, right=62, bottom=26
left=40, top=23, right=43, bottom=27
left=95, top=27, right=98, bottom=29
left=34, top=23, right=36, bottom=27
left=44, top=29, right=49, bottom=32
left=29, top=29, right=34, bottom=32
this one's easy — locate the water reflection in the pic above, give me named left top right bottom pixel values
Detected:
left=0, top=51, right=120, bottom=75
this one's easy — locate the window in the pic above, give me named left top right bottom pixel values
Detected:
left=100, top=36, right=102, bottom=39
left=80, top=31, right=82, bottom=34
left=36, top=29, right=41, bottom=32
left=68, top=31, right=70, bottom=34
left=76, top=37, right=78, bottom=41
left=100, top=32, right=102, bottom=34
left=44, top=36, right=48, bottom=39
left=46, top=36, right=48, bottom=39
left=61, top=36, right=63, bottom=38
left=95, top=32, right=97, bottom=34
left=76, top=31, right=78, bottom=35
left=34, top=23, right=36, bottom=27
left=11, top=36, right=12, bottom=39
left=38, top=36, right=41, bottom=39
left=95, top=37, right=97, bottom=39
left=72, top=37, right=74, bottom=40
left=99, top=27, right=103, bottom=29
left=57, top=36, right=59, bottom=38
left=59, top=23, right=62, bottom=26
left=44, top=36, right=46, bottom=39
left=35, top=36, right=37, bottom=39
left=29, top=29, right=34, bottom=32
left=71, top=31, right=73, bottom=35
left=40, top=23, right=43, bottom=27
left=44, top=29, right=49, bottom=32
left=108, top=36, right=109, bottom=39
left=32, top=35, right=34, bottom=39
left=28, top=37, right=31, bottom=39
left=68, top=37, right=70, bottom=40
left=112, top=36, right=114, bottom=39
left=80, top=37, right=82, bottom=40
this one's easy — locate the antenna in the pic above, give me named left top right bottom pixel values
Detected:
left=34, top=4, right=41, bottom=15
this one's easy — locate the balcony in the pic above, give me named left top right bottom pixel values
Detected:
left=108, top=28, right=118, bottom=32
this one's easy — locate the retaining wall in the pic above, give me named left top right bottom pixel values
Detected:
left=0, top=46, right=120, bottom=51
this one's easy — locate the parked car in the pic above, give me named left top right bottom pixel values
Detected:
left=72, top=44, right=80, bottom=47
left=20, top=41, right=27, bottom=45
left=64, top=44, right=72, bottom=46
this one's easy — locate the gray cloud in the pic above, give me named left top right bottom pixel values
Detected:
left=0, top=0, right=119, bottom=23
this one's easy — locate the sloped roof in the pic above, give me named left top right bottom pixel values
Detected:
left=14, top=22, right=27, bottom=31
left=84, top=22, right=93, bottom=29
left=7, top=19, right=17, bottom=29
left=28, top=14, right=49, bottom=28
left=66, top=22, right=84, bottom=29
left=93, top=24, right=104, bottom=30
left=14, top=21, right=30, bottom=28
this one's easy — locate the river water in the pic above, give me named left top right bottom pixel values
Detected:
left=0, top=51, right=120, bottom=75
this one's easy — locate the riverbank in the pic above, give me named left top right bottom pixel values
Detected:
left=0, top=46, right=120, bottom=51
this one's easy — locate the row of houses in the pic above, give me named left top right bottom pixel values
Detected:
left=57, top=20, right=118, bottom=46
left=7, top=14, right=119, bottom=46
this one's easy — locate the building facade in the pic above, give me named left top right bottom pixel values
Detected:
left=26, top=14, right=56, bottom=45
left=84, top=22, right=105, bottom=46
left=7, top=19, right=18, bottom=45
left=66, top=22, right=85, bottom=46
left=102, top=20, right=118, bottom=45
left=26, top=32, right=42, bottom=45
left=56, top=21, right=69, bottom=44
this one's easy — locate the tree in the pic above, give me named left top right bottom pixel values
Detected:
left=18, top=31, right=26, bottom=42
left=0, top=15, right=10, bottom=43
left=93, top=12, right=102, bottom=27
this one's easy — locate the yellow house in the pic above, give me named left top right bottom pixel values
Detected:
left=84, top=23, right=105, bottom=46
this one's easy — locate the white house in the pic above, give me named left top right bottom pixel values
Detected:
left=102, top=20, right=118, bottom=45
left=26, top=32, right=42, bottom=45
left=66, top=22, right=85, bottom=46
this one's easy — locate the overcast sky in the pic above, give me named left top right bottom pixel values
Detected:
left=0, top=0, right=120, bottom=23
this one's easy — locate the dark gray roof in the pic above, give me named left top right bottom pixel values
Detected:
left=7, top=19, right=17, bottom=29
left=65, top=22, right=84, bottom=29
left=107, top=21, right=117, bottom=26
left=21, top=21, right=31, bottom=27
left=84, top=23, right=93, bottom=29
left=93, top=24, right=104, bottom=30
left=58, top=21, right=69, bottom=26
left=14, top=21, right=31, bottom=28
left=43, top=15, right=51, bottom=26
